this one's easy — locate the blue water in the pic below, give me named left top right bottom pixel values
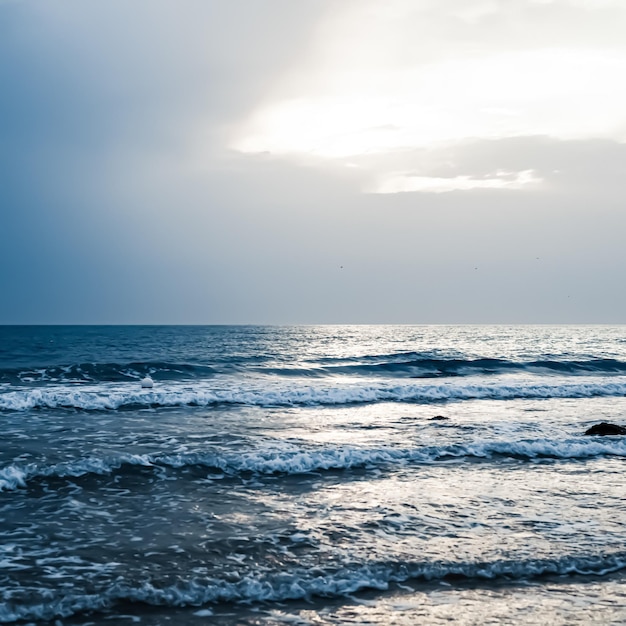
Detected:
left=1, top=325, right=626, bottom=624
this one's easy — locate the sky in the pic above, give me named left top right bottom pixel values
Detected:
left=2, top=0, right=626, bottom=324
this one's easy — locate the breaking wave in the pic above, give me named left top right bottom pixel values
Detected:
left=2, top=377, right=626, bottom=411
left=3, top=437, right=626, bottom=492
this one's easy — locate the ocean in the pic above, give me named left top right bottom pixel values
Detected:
left=1, top=324, right=626, bottom=624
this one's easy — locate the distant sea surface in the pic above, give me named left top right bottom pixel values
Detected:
left=2, top=325, right=626, bottom=625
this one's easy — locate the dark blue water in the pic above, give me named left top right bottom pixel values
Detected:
left=2, top=325, right=626, bottom=624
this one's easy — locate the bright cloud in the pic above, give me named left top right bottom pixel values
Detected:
left=372, top=169, right=540, bottom=194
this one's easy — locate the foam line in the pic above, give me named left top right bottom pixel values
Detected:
left=2, top=552, right=625, bottom=623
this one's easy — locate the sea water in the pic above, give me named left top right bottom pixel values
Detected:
left=1, top=325, right=626, bottom=624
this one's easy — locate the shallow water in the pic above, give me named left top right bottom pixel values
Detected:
left=1, top=325, right=626, bottom=624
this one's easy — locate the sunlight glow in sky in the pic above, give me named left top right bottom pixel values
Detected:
left=232, top=0, right=626, bottom=192
left=235, top=51, right=626, bottom=158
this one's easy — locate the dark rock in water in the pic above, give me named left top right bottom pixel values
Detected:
left=430, top=415, right=449, bottom=421
left=584, top=422, right=626, bottom=436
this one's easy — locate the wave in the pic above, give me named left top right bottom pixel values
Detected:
left=2, top=377, right=626, bottom=411
left=0, top=361, right=219, bottom=385
left=2, top=552, right=626, bottom=623
left=311, top=353, right=626, bottom=377
left=3, top=437, right=626, bottom=492
left=3, top=356, right=626, bottom=385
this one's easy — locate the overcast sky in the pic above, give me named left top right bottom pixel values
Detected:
left=2, top=0, right=626, bottom=324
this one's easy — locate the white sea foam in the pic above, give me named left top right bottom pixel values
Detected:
left=2, top=438, right=626, bottom=492
left=1, top=553, right=625, bottom=623
left=0, top=465, right=27, bottom=491
left=2, top=378, right=626, bottom=411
